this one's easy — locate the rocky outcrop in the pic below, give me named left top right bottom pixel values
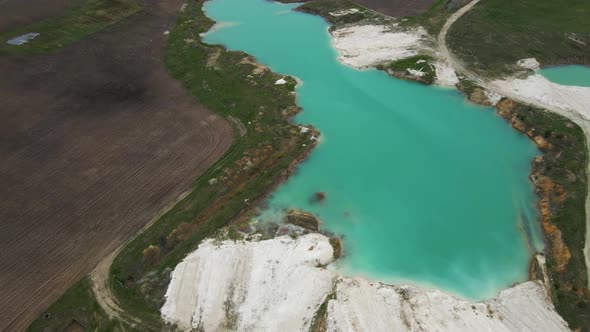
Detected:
left=285, top=209, right=320, bottom=231
left=496, top=98, right=518, bottom=116
left=161, top=234, right=335, bottom=331
left=533, top=135, right=552, bottom=150
left=329, top=237, right=342, bottom=259
left=467, top=87, right=492, bottom=106
left=531, top=166, right=571, bottom=273
left=516, top=58, right=540, bottom=70
left=496, top=98, right=552, bottom=150
left=386, top=69, right=433, bottom=85
left=309, top=191, right=326, bottom=204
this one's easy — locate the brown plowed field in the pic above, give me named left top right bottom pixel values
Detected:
left=0, top=0, right=233, bottom=330
left=353, top=0, right=435, bottom=16
left=0, top=0, right=71, bottom=33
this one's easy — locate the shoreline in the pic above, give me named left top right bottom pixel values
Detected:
left=161, top=233, right=569, bottom=331
left=306, top=0, right=588, bottom=327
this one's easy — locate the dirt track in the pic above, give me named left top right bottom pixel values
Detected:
left=0, top=0, right=233, bottom=330
left=352, top=0, right=435, bottom=17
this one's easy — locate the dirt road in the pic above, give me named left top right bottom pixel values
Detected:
left=0, top=0, right=233, bottom=330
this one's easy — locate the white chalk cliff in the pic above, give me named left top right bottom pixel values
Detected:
left=161, top=234, right=569, bottom=332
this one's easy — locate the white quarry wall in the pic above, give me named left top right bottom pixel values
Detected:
left=161, top=234, right=569, bottom=332
left=161, top=234, right=335, bottom=331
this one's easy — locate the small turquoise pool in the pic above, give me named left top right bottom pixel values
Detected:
left=539, top=65, right=590, bottom=87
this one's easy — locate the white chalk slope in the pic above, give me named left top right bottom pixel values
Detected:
left=329, top=24, right=458, bottom=87
left=330, top=25, right=427, bottom=69
left=161, top=234, right=334, bottom=331
left=492, top=74, right=590, bottom=122
left=162, top=234, right=569, bottom=332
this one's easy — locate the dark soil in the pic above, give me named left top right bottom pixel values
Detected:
left=0, top=0, right=71, bottom=33
left=0, top=0, right=233, bottom=330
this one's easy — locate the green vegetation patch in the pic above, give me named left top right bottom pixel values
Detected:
left=447, top=0, right=590, bottom=75
left=386, top=55, right=436, bottom=84
left=0, top=0, right=140, bottom=55
left=27, top=277, right=130, bottom=332
left=309, top=289, right=336, bottom=332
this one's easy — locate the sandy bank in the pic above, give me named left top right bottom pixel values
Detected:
left=161, top=234, right=569, bottom=331
left=491, top=74, right=590, bottom=122
left=329, top=23, right=459, bottom=87
left=330, top=24, right=427, bottom=69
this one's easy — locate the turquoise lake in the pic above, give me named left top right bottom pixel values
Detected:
left=540, top=65, right=590, bottom=87
left=203, top=0, right=542, bottom=299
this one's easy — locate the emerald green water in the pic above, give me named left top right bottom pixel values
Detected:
left=540, top=65, right=590, bottom=87
left=203, top=0, right=542, bottom=299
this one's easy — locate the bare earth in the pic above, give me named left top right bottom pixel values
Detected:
left=353, top=0, right=435, bottom=17
left=0, top=0, right=233, bottom=330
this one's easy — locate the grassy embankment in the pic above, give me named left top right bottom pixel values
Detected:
left=0, top=0, right=140, bottom=55
left=380, top=55, right=436, bottom=84
left=28, top=0, right=311, bottom=330
left=27, top=278, right=124, bottom=332
left=494, top=97, right=590, bottom=331
left=447, top=0, right=590, bottom=76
